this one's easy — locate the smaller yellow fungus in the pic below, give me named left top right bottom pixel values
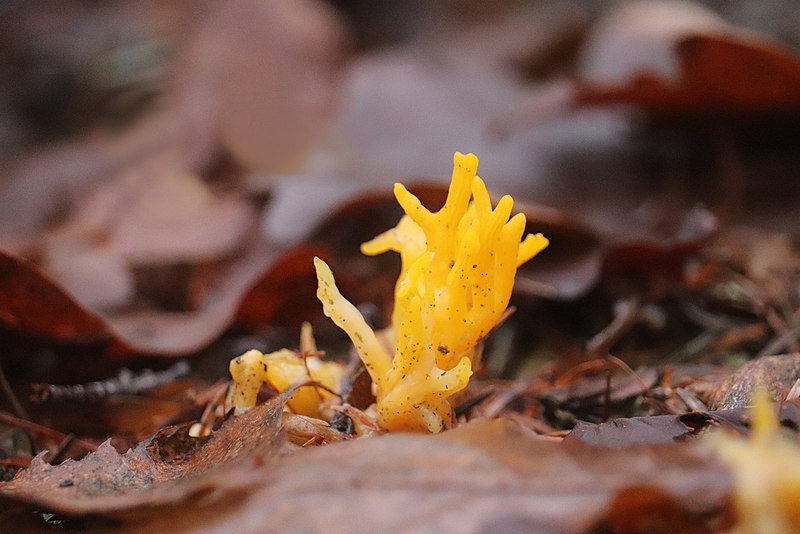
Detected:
left=315, top=152, right=548, bottom=432
left=711, top=387, right=800, bottom=534
left=227, top=324, right=343, bottom=417
left=228, top=349, right=270, bottom=416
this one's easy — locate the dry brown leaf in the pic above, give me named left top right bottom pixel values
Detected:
left=593, top=484, right=717, bottom=534
left=0, top=390, right=288, bottom=516
left=0, top=241, right=289, bottom=387
left=4, top=420, right=731, bottom=532
left=88, top=419, right=730, bottom=533
left=572, top=2, right=800, bottom=121
left=566, top=414, right=702, bottom=448
left=566, top=401, right=800, bottom=450
left=711, top=353, right=800, bottom=410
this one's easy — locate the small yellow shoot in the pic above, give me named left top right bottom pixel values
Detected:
left=711, top=387, right=800, bottom=534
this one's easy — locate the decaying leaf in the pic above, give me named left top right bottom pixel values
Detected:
left=592, top=484, right=719, bottom=534
left=513, top=199, right=603, bottom=300
left=565, top=400, right=800, bottom=449
left=106, top=243, right=278, bottom=356
left=235, top=245, right=332, bottom=330
left=575, top=33, right=800, bottom=122
left=211, top=0, right=345, bottom=172
left=0, top=391, right=287, bottom=515
left=570, top=1, right=800, bottom=122
left=2, top=2, right=800, bottom=532
left=566, top=413, right=704, bottom=448
left=711, top=354, right=800, bottom=410
left=0, top=242, right=279, bottom=364
left=0, top=252, right=111, bottom=345
left=0, top=418, right=732, bottom=533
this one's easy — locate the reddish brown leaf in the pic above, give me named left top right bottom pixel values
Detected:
left=235, top=245, right=331, bottom=329
left=1, top=215, right=279, bottom=363
left=592, top=484, right=715, bottom=534
left=575, top=34, right=800, bottom=121
left=514, top=199, right=604, bottom=300
left=602, top=240, right=705, bottom=297
left=0, top=251, right=111, bottom=344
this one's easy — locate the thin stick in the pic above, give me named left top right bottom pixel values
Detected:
left=0, top=365, right=28, bottom=419
left=602, top=371, right=612, bottom=422
left=586, top=298, right=640, bottom=355
left=0, top=411, right=96, bottom=454
left=757, top=324, right=800, bottom=358
left=31, top=361, right=190, bottom=404
left=45, top=433, right=76, bottom=465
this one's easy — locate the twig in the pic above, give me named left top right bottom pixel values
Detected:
left=45, top=433, right=76, bottom=465
left=764, top=306, right=792, bottom=349
left=757, top=323, right=800, bottom=358
left=0, top=411, right=96, bottom=455
left=586, top=298, right=640, bottom=355
left=479, top=382, right=529, bottom=419
left=605, top=354, right=650, bottom=392
left=31, top=361, right=190, bottom=403
left=602, top=371, right=612, bottom=422
left=675, top=387, right=707, bottom=412
left=666, top=331, right=717, bottom=363
left=0, top=364, right=28, bottom=419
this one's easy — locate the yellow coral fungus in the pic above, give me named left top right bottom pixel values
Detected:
left=711, top=388, right=800, bottom=534
left=315, top=152, right=548, bottom=432
left=227, top=324, right=343, bottom=417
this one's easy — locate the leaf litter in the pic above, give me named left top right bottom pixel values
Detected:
left=2, top=1, right=800, bottom=532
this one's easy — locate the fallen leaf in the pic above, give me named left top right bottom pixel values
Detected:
left=602, top=240, right=705, bottom=295
left=711, top=353, right=800, bottom=410
left=0, top=242, right=284, bottom=384
left=0, top=251, right=111, bottom=345
left=514, top=199, right=604, bottom=300
left=565, top=401, right=800, bottom=449
left=83, top=418, right=731, bottom=533
left=109, top=170, right=255, bottom=266
left=105, top=243, right=278, bottom=355
left=576, top=34, right=800, bottom=122
left=565, top=414, right=702, bottom=448
left=572, top=2, right=800, bottom=122
left=592, top=484, right=716, bottom=534
left=0, top=391, right=287, bottom=515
